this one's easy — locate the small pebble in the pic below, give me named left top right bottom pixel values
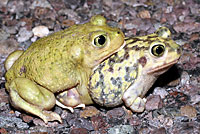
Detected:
left=153, top=87, right=169, bottom=99
left=173, top=22, right=200, bottom=34
left=3, top=26, right=17, bottom=34
left=61, top=19, right=75, bottom=28
left=145, top=95, right=164, bottom=111
left=0, top=0, right=9, bottom=6
left=0, top=128, right=7, bottom=134
left=107, top=107, right=125, bottom=119
left=180, top=105, right=197, bottom=118
left=32, top=26, right=49, bottom=38
left=180, top=71, right=190, bottom=86
left=0, top=29, right=10, bottom=41
left=137, top=10, right=151, bottom=19
left=91, top=115, right=109, bottom=132
left=71, top=128, right=88, bottom=134
left=15, top=111, right=21, bottom=117
left=128, top=115, right=141, bottom=126
left=30, top=0, right=53, bottom=9
left=0, top=88, right=9, bottom=104
left=22, top=114, right=33, bottom=123
left=139, top=127, right=151, bottom=134
left=108, top=125, right=134, bottom=134
left=80, top=106, right=99, bottom=118
left=191, top=94, right=200, bottom=104
left=164, top=117, right=173, bottom=127
left=151, top=127, right=166, bottom=134
left=17, top=27, right=33, bottom=42
left=0, top=39, right=19, bottom=56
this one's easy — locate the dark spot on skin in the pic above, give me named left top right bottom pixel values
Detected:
left=124, top=75, right=129, bottom=81
left=20, top=66, right=26, bottom=75
left=99, top=62, right=105, bottom=69
left=136, top=47, right=140, bottom=51
left=124, top=45, right=129, bottom=51
left=119, top=58, right=124, bottom=63
left=138, top=56, right=147, bottom=67
left=118, top=67, right=122, bottom=71
left=111, top=77, right=116, bottom=85
left=125, top=38, right=131, bottom=41
left=100, top=74, right=104, bottom=80
left=95, top=82, right=99, bottom=88
left=124, top=66, right=137, bottom=82
left=145, top=46, right=149, bottom=50
left=108, top=66, right=113, bottom=73
left=108, top=57, right=116, bottom=65
left=125, top=67, right=129, bottom=73
left=116, top=77, right=122, bottom=88
left=99, top=75, right=106, bottom=90
left=147, top=35, right=158, bottom=39
left=133, top=45, right=147, bottom=51
left=124, top=52, right=129, bottom=60
left=55, top=41, right=59, bottom=44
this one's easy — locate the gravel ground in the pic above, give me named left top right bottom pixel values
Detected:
left=0, top=0, right=200, bottom=133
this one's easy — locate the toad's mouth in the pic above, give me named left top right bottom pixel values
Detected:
left=147, top=59, right=179, bottom=75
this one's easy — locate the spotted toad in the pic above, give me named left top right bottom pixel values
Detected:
left=89, top=27, right=181, bottom=112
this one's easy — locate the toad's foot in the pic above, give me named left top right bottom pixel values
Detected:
left=56, top=100, right=85, bottom=113
left=123, top=86, right=141, bottom=108
left=41, top=111, right=62, bottom=124
left=122, top=79, right=147, bottom=112
left=129, top=97, right=146, bottom=112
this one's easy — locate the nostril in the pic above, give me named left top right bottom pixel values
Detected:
left=117, top=31, right=120, bottom=34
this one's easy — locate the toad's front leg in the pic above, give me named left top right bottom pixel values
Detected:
left=122, top=84, right=145, bottom=112
left=6, top=77, right=62, bottom=123
left=123, top=74, right=156, bottom=112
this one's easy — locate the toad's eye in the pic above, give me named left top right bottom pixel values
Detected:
left=94, top=34, right=107, bottom=47
left=151, top=44, right=165, bottom=57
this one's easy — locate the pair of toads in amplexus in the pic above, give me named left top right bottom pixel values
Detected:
left=4, top=15, right=181, bottom=123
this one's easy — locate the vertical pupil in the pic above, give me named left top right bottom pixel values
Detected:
left=98, top=35, right=106, bottom=45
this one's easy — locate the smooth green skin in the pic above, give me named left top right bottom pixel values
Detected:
left=5, top=15, right=125, bottom=123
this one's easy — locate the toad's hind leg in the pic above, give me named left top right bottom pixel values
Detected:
left=8, top=77, right=61, bottom=123
left=5, top=50, right=24, bottom=71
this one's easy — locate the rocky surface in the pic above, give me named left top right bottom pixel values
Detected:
left=0, top=0, right=199, bottom=133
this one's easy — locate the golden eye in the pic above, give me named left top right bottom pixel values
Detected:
left=151, top=44, right=165, bottom=57
left=94, top=34, right=107, bottom=47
